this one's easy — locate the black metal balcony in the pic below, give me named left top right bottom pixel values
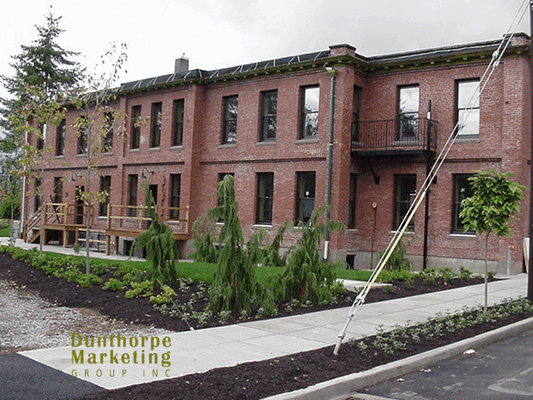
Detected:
left=351, top=117, right=438, bottom=157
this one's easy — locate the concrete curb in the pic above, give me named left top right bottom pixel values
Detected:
left=262, top=316, right=533, bottom=400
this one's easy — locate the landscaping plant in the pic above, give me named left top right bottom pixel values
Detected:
left=277, top=206, right=345, bottom=304
left=130, top=180, right=178, bottom=288
left=460, top=170, right=526, bottom=310
left=206, top=175, right=271, bottom=315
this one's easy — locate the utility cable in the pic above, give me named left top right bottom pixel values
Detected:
left=334, top=4, right=527, bottom=355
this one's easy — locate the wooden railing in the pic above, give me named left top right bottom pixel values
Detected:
left=23, top=207, right=42, bottom=241
left=22, top=202, right=190, bottom=250
left=106, top=204, right=189, bottom=236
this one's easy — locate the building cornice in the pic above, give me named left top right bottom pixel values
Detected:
left=116, top=34, right=530, bottom=96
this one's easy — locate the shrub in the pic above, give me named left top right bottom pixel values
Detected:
left=149, top=285, right=176, bottom=305
left=125, top=280, right=154, bottom=298
left=103, top=278, right=126, bottom=292
left=419, top=268, right=436, bottom=285
left=77, top=274, right=102, bottom=288
left=438, top=268, right=458, bottom=283
left=460, top=267, right=473, bottom=281
left=378, top=239, right=412, bottom=272
left=90, top=263, right=111, bottom=276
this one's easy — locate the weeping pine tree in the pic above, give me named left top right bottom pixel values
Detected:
left=208, top=175, right=264, bottom=315
left=130, top=180, right=178, bottom=288
left=278, top=205, right=345, bottom=304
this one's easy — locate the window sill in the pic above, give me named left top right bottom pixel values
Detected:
left=454, top=135, right=480, bottom=143
left=252, top=223, right=273, bottom=229
left=256, top=141, right=276, bottom=147
left=170, top=145, right=184, bottom=150
left=296, top=137, right=319, bottom=144
left=389, top=230, right=415, bottom=235
left=54, top=155, right=65, bottom=159
left=218, top=143, right=237, bottom=149
left=448, top=233, right=477, bottom=239
left=148, top=147, right=161, bottom=151
left=129, top=148, right=140, bottom=153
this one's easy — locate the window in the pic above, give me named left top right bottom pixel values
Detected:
left=348, top=174, right=357, bottom=229
left=452, top=174, right=475, bottom=233
left=170, top=174, right=181, bottom=219
left=351, top=87, right=361, bottom=142
left=34, top=178, right=41, bottom=212
left=130, top=105, right=141, bottom=149
left=300, top=86, right=320, bottom=138
left=256, top=173, right=274, bottom=224
left=103, top=113, right=113, bottom=153
left=37, top=125, right=44, bottom=150
left=128, top=174, right=138, bottom=216
left=222, top=96, right=238, bottom=144
left=172, top=99, right=184, bottom=146
left=260, top=91, right=277, bottom=142
left=456, top=79, right=480, bottom=137
left=56, top=119, right=66, bottom=156
left=398, top=85, right=419, bottom=139
left=77, top=117, right=88, bottom=155
left=53, top=177, right=63, bottom=203
left=296, top=172, right=316, bottom=223
left=99, top=176, right=111, bottom=216
left=393, top=175, right=416, bottom=230
left=151, top=102, right=162, bottom=148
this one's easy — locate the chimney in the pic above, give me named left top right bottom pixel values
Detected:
left=329, top=44, right=357, bottom=57
left=175, top=55, right=189, bottom=74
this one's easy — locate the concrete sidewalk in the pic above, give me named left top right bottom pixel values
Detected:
left=19, top=274, right=527, bottom=391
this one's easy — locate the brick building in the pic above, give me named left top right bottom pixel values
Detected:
left=22, top=33, right=531, bottom=274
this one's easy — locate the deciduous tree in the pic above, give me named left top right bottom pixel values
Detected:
left=460, top=169, right=526, bottom=310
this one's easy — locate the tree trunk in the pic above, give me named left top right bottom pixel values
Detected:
left=484, top=232, right=489, bottom=312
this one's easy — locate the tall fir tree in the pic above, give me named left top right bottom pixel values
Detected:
left=0, top=8, right=84, bottom=151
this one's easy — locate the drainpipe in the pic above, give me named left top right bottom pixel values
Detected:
left=527, top=0, right=533, bottom=301
left=324, top=67, right=337, bottom=260
left=423, top=100, right=432, bottom=270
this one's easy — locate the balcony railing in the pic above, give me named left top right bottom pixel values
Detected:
left=352, top=117, right=438, bottom=156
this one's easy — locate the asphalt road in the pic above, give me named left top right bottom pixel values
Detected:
left=349, top=328, right=533, bottom=400
left=0, top=353, right=104, bottom=400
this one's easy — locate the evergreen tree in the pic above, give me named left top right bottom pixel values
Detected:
left=0, top=8, right=84, bottom=150
left=278, top=206, right=344, bottom=303
left=130, top=180, right=179, bottom=288
left=208, top=175, right=262, bottom=315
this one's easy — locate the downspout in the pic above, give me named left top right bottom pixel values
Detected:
left=423, top=100, right=432, bottom=270
left=526, top=0, right=533, bottom=301
left=324, top=67, right=337, bottom=260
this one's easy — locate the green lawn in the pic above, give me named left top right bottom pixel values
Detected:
left=0, top=226, right=10, bottom=237
left=39, top=251, right=372, bottom=284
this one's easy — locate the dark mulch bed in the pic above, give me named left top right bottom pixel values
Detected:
left=0, top=252, right=527, bottom=400
left=0, top=253, right=491, bottom=332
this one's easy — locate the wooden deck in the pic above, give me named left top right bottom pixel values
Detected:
left=23, top=203, right=190, bottom=255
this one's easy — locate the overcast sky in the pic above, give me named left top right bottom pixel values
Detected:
left=0, top=0, right=530, bottom=92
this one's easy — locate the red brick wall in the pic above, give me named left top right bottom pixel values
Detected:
left=24, top=42, right=531, bottom=274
